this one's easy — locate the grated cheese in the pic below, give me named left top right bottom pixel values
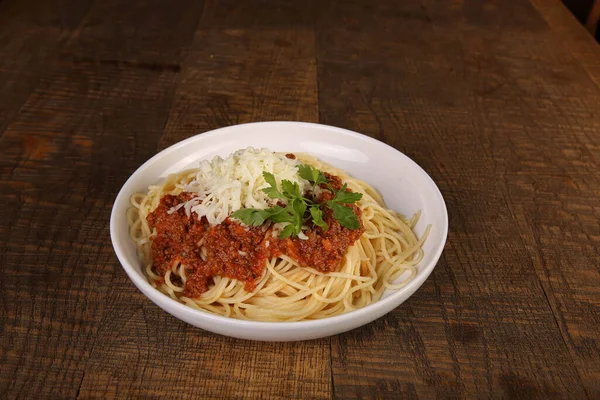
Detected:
left=176, top=147, right=310, bottom=225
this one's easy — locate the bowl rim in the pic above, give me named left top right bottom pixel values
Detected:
left=110, top=121, right=448, bottom=330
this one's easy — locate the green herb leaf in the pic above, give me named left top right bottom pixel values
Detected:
left=292, top=198, right=307, bottom=220
left=263, top=171, right=277, bottom=187
left=262, top=172, right=284, bottom=199
left=328, top=202, right=361, bottom=230
left=281, top=179, right=301, bottom=199
left=298, top=164, right=327, bottom=186
left=310, top=207, right=328, bottom=230
left=279, top=224, right=296, bottom=239
left=333, top=183, right=363, bottom=204
left=268, top=206, right=295, bottom=223
left=235, top=166, right=361, bottom=237
left=231, top=208, right=270, bottom=226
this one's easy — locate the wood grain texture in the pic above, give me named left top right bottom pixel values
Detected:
left=1, top=0, right=599, bottom=399
left=532, top=0, right=600, bottom=88
left=0, top=0, right=93, bottom=138
left=74, top=2, right=327, bottom=399
left=316, top=0, right=600, bottom=398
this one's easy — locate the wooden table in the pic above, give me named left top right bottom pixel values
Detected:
left=1, top=0, right=599, bottom=398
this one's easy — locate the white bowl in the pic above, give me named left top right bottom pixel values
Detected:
left=110, top=122, right=448, bottom=341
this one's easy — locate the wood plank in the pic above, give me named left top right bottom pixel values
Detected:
left=0, top=1, right=204, bottom=398
left=61, top=0, right=203, bottom=63
left=159, top=0, right=318, bottom=144
left=199, top=0, right=315, bottom=29
left=316, top=1, right=598, bottom=398
left=157, top=19, right=318, bottom=148
left=0, top=63, right=183, bottom=399
left=0, top=0, right=93, bottom=138
left=78, top=308, right=330, bottom=399
left=497, top=1, right=600, bottom=397
left=531, top=0, right=600, bottom=88
left=74, top=1, right=326, bottom=399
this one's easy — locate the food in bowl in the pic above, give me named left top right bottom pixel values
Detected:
left=126, top=147, right=430, bottom=322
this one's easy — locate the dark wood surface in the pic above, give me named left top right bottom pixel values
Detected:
left=1, top=0, right=599, bottom=398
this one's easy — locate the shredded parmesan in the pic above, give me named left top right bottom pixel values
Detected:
left=176, top=147, right=310, bottom=225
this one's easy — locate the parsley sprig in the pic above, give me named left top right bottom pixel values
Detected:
left=231, top=164, right=362, bottom=238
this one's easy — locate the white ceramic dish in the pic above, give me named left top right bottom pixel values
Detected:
left=110, top=122, right=448, bottom=341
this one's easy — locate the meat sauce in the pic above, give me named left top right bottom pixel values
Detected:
left=147, top=173, right=364, bottom=298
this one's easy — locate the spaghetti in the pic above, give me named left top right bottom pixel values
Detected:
left=127, top=150, right=429, bottom=321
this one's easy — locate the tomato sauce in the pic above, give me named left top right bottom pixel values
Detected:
left=147, top=174, right=364, bottom=298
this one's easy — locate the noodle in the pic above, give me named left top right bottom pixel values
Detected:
left=127, top=153, right=430, bottom=321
